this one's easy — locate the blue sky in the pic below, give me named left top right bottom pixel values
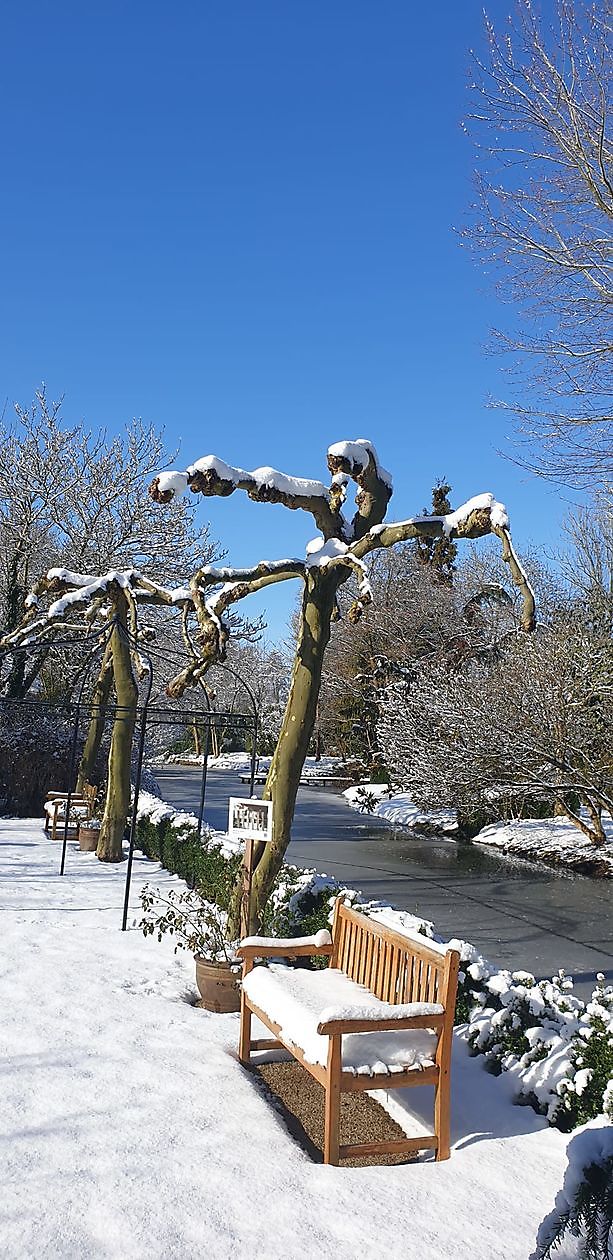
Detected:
left=1, top=1, right=572, bottom=638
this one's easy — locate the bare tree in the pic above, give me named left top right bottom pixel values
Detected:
left=465, top=0, right=613, bottom=485
left=379, top=609, right=613, bottom=845
left=561, top=491, right=613, bottom=630
left=150, top=439, right=535, bottom=930
left=0, top=388, right=217, bottom=699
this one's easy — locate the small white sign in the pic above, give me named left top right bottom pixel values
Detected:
left=229, top=796, right=273, bottom=843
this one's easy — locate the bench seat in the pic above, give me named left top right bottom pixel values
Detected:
left=43, top=801, right=90, bottom=819
left=243, top=964, right=441, bottom=1075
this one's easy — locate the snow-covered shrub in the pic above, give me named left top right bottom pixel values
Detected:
left=265, top=867, right=340, bottom=941
left=554, top=977, right=613, bottom=1132
left=467, top=969, right=580, bottom=1077
left=534, top=1119, right=613, bottom=1260
left=462, top=966, right=613, bottom=1130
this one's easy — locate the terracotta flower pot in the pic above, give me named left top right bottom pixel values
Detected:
left=195, top=957, right=241, bottom=1013
left=78, top=826, right=100, bottom=852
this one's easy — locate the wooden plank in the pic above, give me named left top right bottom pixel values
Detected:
left=238, top=995, right=252, bottom=1064
left=363, top=930, right=374, bottom=992
left=346, top=920, right=358, bottom=982
left=250, top=1038, right=284, bottom=1051
left=434, top=948, right=460, bottom=1161
left=341, top=1066, right=439, bottom=1092
left=238, top=942, right=333, bottom=959
left=388, top=945, right=401, bottom=1004
left=337, top=901, right=449, bottom=969
left=318, top=1013, right=444, bottom=1035
left=339, top=1136, right=438, bottom=1159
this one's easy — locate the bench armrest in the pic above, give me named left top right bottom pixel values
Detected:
left=317, top=1000, right=445, bottom=1036
left=237, top=929, right=332, bottom=959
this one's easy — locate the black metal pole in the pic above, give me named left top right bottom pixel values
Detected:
left=197, top=720, right=210, bottom=837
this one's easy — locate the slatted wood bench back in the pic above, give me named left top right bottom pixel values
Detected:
left=331, top=901, right=448, bottom=1006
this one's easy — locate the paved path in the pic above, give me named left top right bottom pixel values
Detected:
left=155, top=765, right=613, bottom=995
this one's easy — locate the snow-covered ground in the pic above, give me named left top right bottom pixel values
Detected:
left=475, top=815, right=613, bottom=877
left=344, top=785, right=457, bottom=833
left=0, top=818, right=583, bottom=1259
left=159, top=752, right=348, bottom=781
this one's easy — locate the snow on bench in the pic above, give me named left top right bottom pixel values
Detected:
left=237, top=898, right=459, bottom=1166
left=242, top=964, right=441, bottom=1075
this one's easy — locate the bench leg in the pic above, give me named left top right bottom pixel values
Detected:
left=324, top=1036, right=341, bottom=1166
left=434, top=1069, right=451, bottom=1161
left=239, top=995, right=252, bottom=1066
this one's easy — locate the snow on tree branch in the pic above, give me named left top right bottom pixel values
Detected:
left=149, top=438, right=395, bottom=542
left=150, top=453, right=349, bottom=540
left=351, top=492, right=535, bottom=632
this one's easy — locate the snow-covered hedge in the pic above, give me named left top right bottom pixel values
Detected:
left=135, top=791, right=613, bottom=1131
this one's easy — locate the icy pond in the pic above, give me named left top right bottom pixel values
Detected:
left=155, top=766, right=613, bottom=998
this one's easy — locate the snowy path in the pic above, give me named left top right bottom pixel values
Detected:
left=0, top=820, right=579, bottom=1260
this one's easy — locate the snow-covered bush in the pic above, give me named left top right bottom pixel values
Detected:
left=464, top=967, right=613, bottom=1130
left=534, top=1119, right=613, bottom=1260
left=136, top=794, right=242, bottom=912
left=555, top=977, right=613, bottom=1131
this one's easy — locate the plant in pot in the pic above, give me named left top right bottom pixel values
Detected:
left=138, top=885, right=241, bottom=1013
left=78, top=814, right=102, bottom=852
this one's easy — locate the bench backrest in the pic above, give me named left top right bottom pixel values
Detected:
left=330, top=900, right=456, bottom=1008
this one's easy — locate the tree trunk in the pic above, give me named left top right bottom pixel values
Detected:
left=192, top=721, right=202, bottom=757
left=76, top=644, right=113, bottom=790
left=228, top=573, right=338, bottom=935
left=97, top=597, right=138, bottom=862
left=555, top=793, right=606, bottom=846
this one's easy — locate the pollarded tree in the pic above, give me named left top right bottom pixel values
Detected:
left=2, top=565, right=224, bottom=860
left=150, top=438, right=536, bottom=931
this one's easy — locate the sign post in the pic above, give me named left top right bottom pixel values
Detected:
left=228, top=796, right=273, bottom=939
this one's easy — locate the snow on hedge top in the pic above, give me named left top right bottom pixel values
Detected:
left=327, top=438, right=393, bottom=489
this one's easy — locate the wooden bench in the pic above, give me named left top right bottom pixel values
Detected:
left=44, top=784, right=97, bottom=841
left=238, top=773, right=353, bottom=790
left=237, top=898, right=459, bottom=1166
